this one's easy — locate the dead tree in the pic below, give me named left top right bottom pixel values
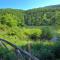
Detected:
left=0, top=38, right=39, bottom=60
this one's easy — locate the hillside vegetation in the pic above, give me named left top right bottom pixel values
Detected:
left=0, top=5, right=60, bottom=60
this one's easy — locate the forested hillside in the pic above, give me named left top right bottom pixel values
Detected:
left=0, top=6, right=60, bottom=27
left=0, top=9, right=24, bottom=27
left=0, top=5, right=60, bottom=60
left=25, top=8, right=60, bottom=26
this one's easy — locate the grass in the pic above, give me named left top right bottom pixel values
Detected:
left=0, top=25, right=60, bottom=46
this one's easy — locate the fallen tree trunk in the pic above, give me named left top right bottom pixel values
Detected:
left=0, top=38, right=39, bottom=60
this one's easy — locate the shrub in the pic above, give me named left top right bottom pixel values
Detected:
left=40, top=27, right=53, bottom=40
left=31, top=43, right=55, bottom=60
left=23, top=28, right=42, bottom=40
left=54, top=41, right=60, bottom=58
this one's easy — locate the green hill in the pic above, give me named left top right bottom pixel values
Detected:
left=0, top=5, right=60, bottom=43
left=0, top=5, right=60, bottom=60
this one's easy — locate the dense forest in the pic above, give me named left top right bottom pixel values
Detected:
left=0, top=5, right=60, bottom=60
left=0, top=7, right=60, bottom=26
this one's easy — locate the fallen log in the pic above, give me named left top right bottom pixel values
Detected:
left=0, top=38, right=39, bottom=60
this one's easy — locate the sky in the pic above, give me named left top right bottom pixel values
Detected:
left=0, top=0, right=60, bottom=10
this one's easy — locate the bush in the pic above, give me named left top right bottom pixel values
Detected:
left=30, top=43, right=55, bottom=60
left=0, top=47, right=17, bottom=60
left=54, top=42, right=60, bottom=58
left=24, top=41, right=60, bottom=60
left=40, top=27, right=53, bottom=40
left=23, top=28, right=42, bottom=40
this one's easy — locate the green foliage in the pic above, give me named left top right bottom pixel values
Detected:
left=23, top=28, right=42, bottom=40
left=0, top=9, right=24, bottom=27
left=40, top=27, right=53, bottom=40
left=22, top=41, right=60, bottom=60
left=0, top=7, right=60, bottom=60
left=25, top=8, right=60, bottom=26
left=0, top=14, right=18, bottom=27
left=0, top=8, right=60, bottom=26
left=0, top=47, right=17, bottom=60
left=54, top=41, right=60, bottom=58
